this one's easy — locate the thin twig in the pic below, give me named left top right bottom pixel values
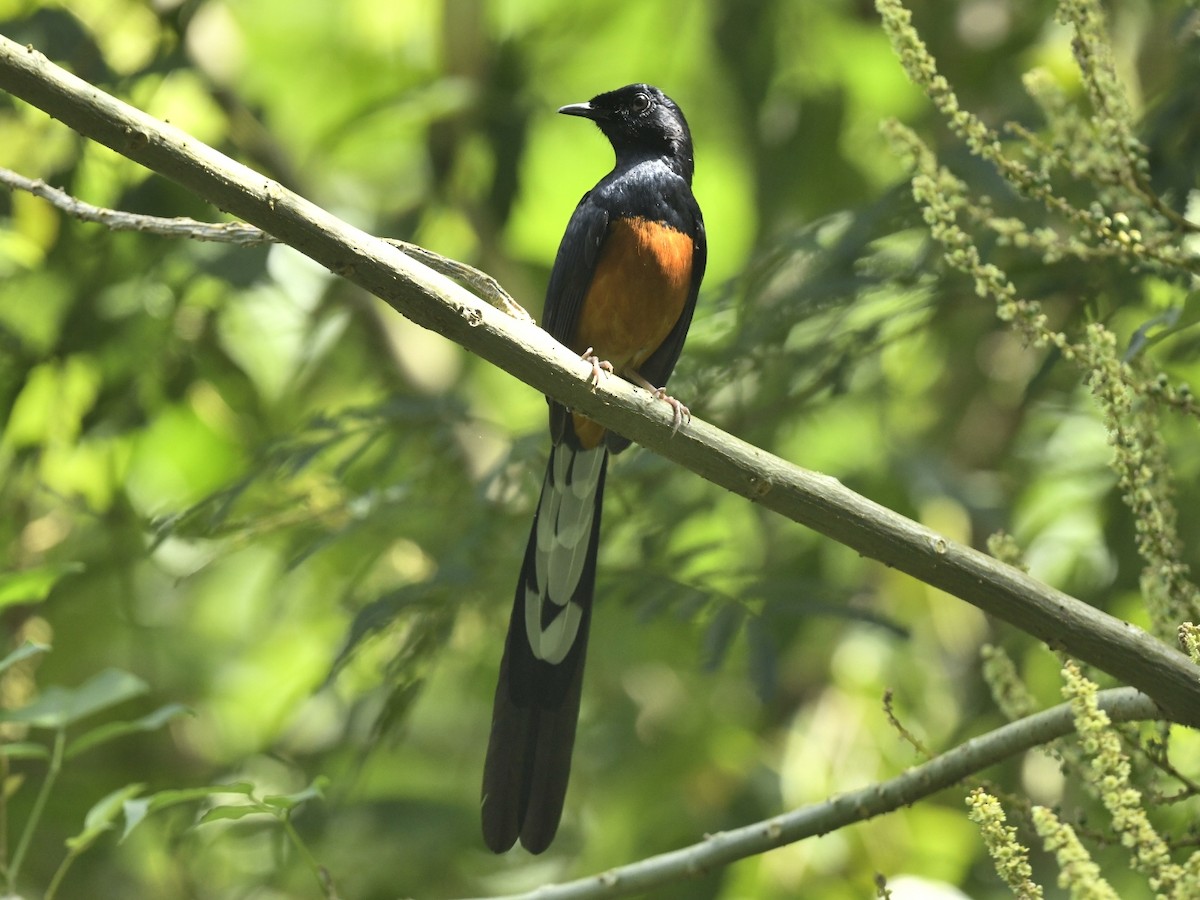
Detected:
left=0, top=167, right=267, bottom=244
left=8, top=728, right=64, bottom=890
left=382, top=238, right=532, bottom=322
left=0, top=167, right=531, bottom=321
left=883, top=688, right=932, bottom=759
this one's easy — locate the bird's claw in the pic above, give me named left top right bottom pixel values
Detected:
left=652, top=387, right=691, bottom=434
left=580, top=347, right=614, bottom=389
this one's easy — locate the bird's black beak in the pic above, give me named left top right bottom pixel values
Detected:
left=558, top=101, right=600, bottom=119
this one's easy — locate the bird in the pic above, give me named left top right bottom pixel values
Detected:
left=481, top=83, right=707, bottom=854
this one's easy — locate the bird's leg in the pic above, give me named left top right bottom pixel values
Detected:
left=580, top=347, right=614, bottom=389
left=627, top=370, right=691, bottom=433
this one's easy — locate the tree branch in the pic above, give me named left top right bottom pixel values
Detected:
left=1, top=36, right=1198, bottom=728
left=457, top=688, right=1160, bottom=900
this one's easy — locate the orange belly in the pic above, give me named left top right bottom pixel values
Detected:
left=569, top=216, right=694, bottom=448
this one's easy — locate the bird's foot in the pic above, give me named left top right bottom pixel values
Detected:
left=580, top=347, right=614, bottom=389
left=652, top=387, right=691, bottom=433
left=627, top=370, right=690, bottom=434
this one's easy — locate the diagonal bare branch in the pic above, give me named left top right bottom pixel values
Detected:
left=457, top=688, right=1160, bottom=900
left=1, top=35, right=1198, bottom=731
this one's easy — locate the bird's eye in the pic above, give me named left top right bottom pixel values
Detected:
left=631, top=92, right=651, bottom=114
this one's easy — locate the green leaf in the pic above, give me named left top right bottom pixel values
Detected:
left=67, top=703, right=191, bottom=759
left=0, top=668, right=148, bottom=729
left=0, top=564, right=84, bottom=610
left=0, top=641, right=50, bottom=676
left=262, top=775, right=329, bottom=812
left=66, top=783, right=146, bottom=852
left=121, top=797, right=150, bottom=841
left=198, top=803, right=272, bottom=824
left=701, top=603, right=744, bottom=672
left=324, top=586, right=431, bottom=684
left=1127, top=291, right=1200, bottom=356
left=0, top=741, right=50, bottom=760
left=4, top=356, right=101, bottom=449
left=121, top=782, right=256, bottom=841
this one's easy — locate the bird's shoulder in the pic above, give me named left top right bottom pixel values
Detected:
left=584, top=159, right=700, bottom=233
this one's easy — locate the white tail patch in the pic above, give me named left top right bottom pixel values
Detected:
left=525, top=445, right=606, bottom=664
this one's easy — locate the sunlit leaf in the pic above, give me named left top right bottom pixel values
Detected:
left=4, top=356, right=101, bottom=449
left=0, top=564, right=84, bottom=609
left=66, top=783, right=146, bottom=852
left=0, top=741, right=50, bottom=760
left=122, top=782, right=256, bottom=841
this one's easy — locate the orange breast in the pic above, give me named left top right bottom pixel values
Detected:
left=570, top=216, right=694, bottom=448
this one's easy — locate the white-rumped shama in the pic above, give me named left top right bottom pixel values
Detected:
left=481, top=84, right=706, bottom=854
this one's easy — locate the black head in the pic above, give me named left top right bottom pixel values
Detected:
left=559, top=84, right=694, bottom=181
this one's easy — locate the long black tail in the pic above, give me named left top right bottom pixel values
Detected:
left=481, top=442, right=609, bottom=853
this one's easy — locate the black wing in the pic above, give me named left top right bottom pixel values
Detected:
left=543, top=191, right=610, bottom=447
left=542, top=191, right=610, bottom=346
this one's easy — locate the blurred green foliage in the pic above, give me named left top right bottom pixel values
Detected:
left=1, top=0, right=1199, bottom=897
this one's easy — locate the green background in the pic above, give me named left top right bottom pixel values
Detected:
left=1, top=0, right=1198, bottom=897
